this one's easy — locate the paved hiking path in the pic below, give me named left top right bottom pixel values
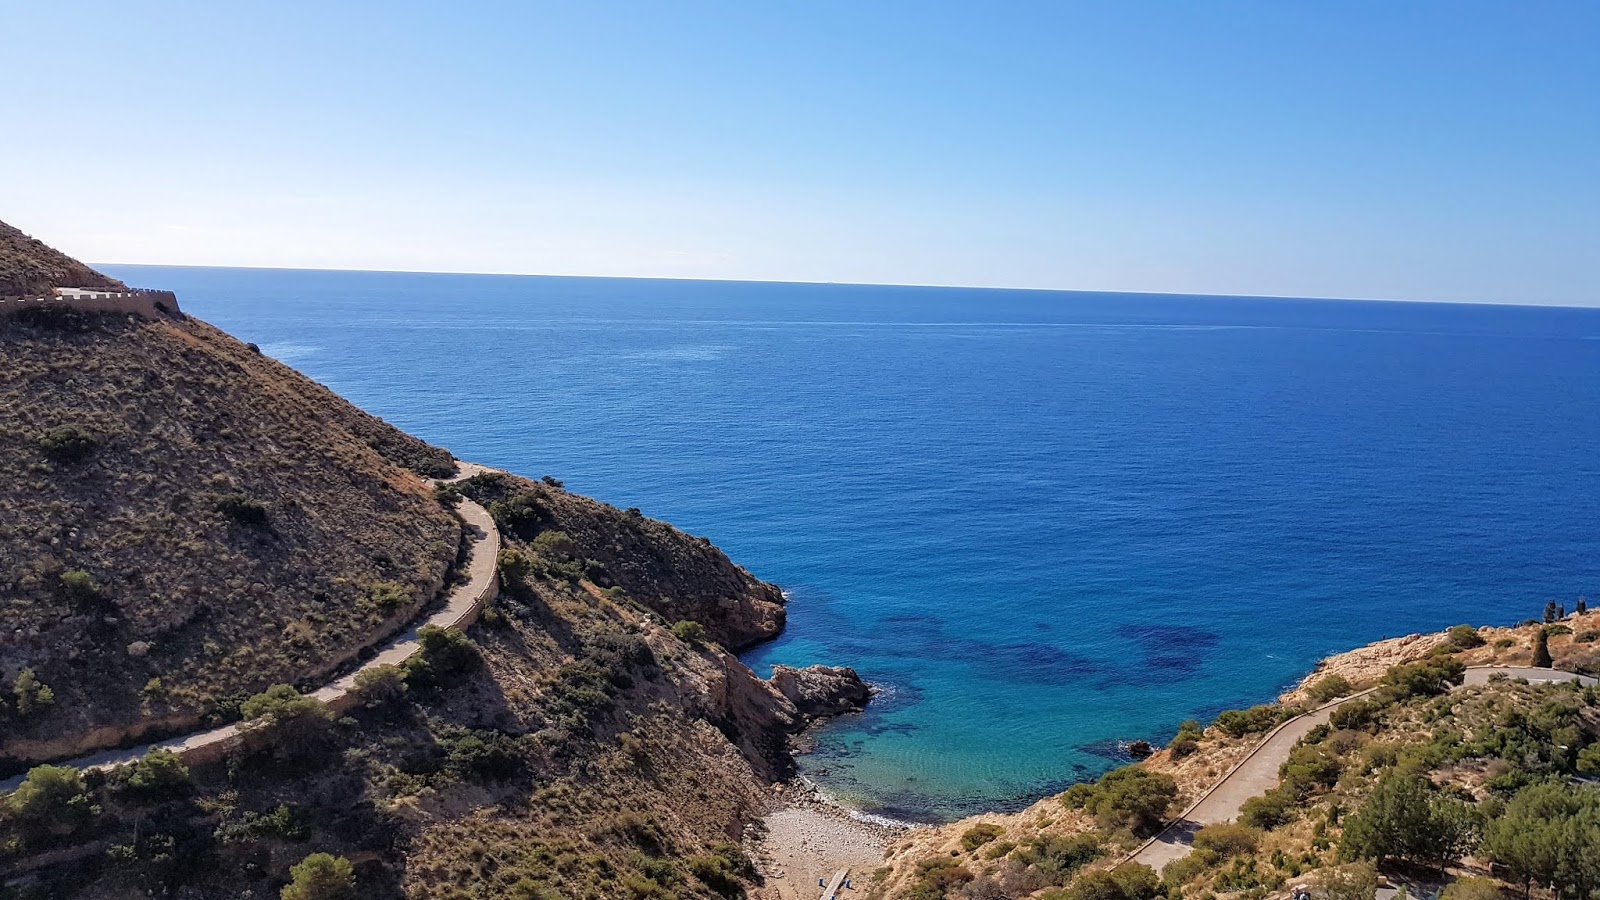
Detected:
left=1128, top=665, right=1598, bottom=873
left=0, top=464, right=501, bottom=794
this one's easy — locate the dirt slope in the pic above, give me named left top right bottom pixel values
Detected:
left=0, top=302, right=461, bottom=767
left=0, top=221, right=128, bottom=296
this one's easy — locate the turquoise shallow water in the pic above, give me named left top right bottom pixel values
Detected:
left=104, top=265, right=1600, bottom=821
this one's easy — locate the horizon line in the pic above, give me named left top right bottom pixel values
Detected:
left=94, top=260, right=1599, bottom=312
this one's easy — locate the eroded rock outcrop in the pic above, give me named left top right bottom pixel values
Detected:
left=770, top=664, right=872, bottom=721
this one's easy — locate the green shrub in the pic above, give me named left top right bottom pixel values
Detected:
left=442, top=728, right=525, bottom=781
left=1161, top=853, right=1210, bottom=888
left=1193, top=823, right=1261, bottom=857
left=488, top=490, right=550, bottom=540
left=1494, top=638, right=1515, bottom=649
left=1439, top=877, right=1505, bottom=900
left=1308, top=674, right=1355, bottom=702
left=215, top=492, right=269, bottom=527
left=404, top=625, right=480, bottom=689
left=363, top=581, right=412, bottom=614
left=354, top=664, right=408, bottom=707
left=687, top=843, right=754, bottom=899
left=1380, top=658, right=1465, bottom=701
left=1482, top=782, right=1600, bottom=897
left=1015, top=833, right=1102, bottom=883
left=38, top=425, right=97, bottom=463
left=1069, top=766, right=1178, bottom=836
left=12, top=667, right=54, bottom=717
left=1055, top=866, right=1161, bottom=900
left=1576, top=631, right=1600, bottom=644
left=1316, top=862, right=1378, bottom=900
left=960, top=822, right=1005, bottom=851
left=1166, top=719, right=1204, bottom=757
left=5, top=765, right=93, bottom=841
left=1239, top=788, right=1296, bottom=829
left=1060, top=782, right=1095, bottom=809
left=239, top=685, right=335, bottom=759
left=113, top=748, right=191, bottom=801
left=983, top=839, right=1015, bottom=859
left=1330, top=698, right=1385, bottom=731
left=1339, top=772, right=1479, bottom=867
left=904, top=857, right=973, bottom=900
left=1447, top=625, right=1486, bottom=649
left=215, top=803, right=306, bottom=844
left=671, top=620, right=708, bottom=645
left=1279, top=743, right=1344, bottom=800
left=1577, top=744, right=1600, bottom=776
left=1168, top=735, right=1199, bottom=758
left=59, top=569, right=102, bottom=605
left=1214, top=705, right=1285, bottom=738
left=497, top=548, right=536, bottom=590
left=281, top=852, right=355, bottom=900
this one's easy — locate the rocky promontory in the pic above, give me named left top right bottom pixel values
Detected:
left=770, top=664, right=873, bottom=721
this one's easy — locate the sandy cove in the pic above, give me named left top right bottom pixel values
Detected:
left=749, top=781, right=914, bottom=900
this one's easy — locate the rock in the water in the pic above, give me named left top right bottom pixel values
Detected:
left=769, top=664, right=871, bottom=720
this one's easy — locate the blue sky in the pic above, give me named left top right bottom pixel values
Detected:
left=6, top=1, right=1598, bottom=305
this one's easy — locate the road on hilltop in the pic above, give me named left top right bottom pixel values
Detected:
left=1128, top=665, right=1597, bottom=873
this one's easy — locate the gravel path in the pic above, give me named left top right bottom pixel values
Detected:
left=1128, top=665, right=1595, bottom=873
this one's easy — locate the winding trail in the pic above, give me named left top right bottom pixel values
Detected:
left=0, top=464, right=501, bottom=794
left=1126, top=665, right=1597, bottom=873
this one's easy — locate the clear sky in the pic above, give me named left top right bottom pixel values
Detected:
left=6, top=2, right=1598, bottom=305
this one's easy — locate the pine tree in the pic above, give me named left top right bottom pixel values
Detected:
left=1545, top=601, right=1559, bottom=624
left=281, top=853, right=355, bottom=900
left=1579, top=598, right=1589, bottom=615
left=1533, top=629, right=1553, bottom=668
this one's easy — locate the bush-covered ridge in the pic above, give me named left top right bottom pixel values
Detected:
left=0, top=306, right=461, bottom=765
left=457, top=470, right=787, bottom=651
left=869, top=612, right=1600, bottom=900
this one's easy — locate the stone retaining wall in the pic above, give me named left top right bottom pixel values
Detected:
left=0, top=288, right=181, bottom=320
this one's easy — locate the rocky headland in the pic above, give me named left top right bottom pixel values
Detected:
left=0, top=220, right=872, bottom=899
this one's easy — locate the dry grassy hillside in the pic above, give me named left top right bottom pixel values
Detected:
left=0, top=223, right=862, bottom=899
left=4, top=468, right=840, bottom=900
left=0, top=222, right=127, bottom=296
left=0, top=304, right=461, bottom=767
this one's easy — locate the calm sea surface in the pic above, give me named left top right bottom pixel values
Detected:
left=104, top=265, right=1600, bottom=821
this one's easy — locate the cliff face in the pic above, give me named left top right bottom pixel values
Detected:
left=0, top=221, right=127, bottom=296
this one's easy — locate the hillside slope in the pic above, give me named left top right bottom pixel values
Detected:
left=0, top=222, right=127, bottom=296
left=0, top=222, right=860, bottom=900
left=0, top=302, right=462, bottom=766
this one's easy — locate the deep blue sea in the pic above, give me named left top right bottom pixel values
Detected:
left=103, top=265, right=1600, bottom=821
